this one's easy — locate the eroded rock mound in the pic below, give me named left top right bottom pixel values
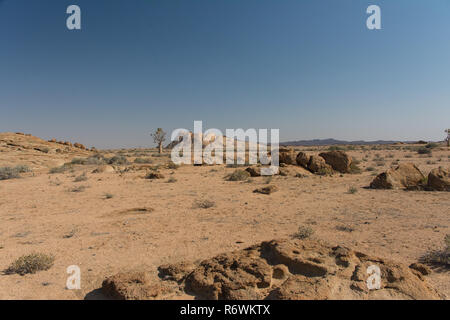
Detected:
left=318, top=151, right=352, bottom=173
left=307, top=156, right=333, bottom=175
left=427, top=167, right=449, bottom=191
left=370, top=163, right=425, bottom=190
left=278, top=148, right=296, bottom=165
left=296, top=152, right=310, bottom=168
left=102, top=239, right=442, bottom=300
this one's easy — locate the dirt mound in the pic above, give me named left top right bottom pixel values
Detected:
left=370, top=163, right=425, bottom=190
left=318, top=151, right=352, bottom=173
left=427, top=167, right=449, bottom=191
left=102, top=239, right=442, bottom=300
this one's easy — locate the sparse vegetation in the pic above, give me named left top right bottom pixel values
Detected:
left=0, top=165, right=30, bottom=180
left=74, top=173, right=88, bottom=182
left=292, top=225, right=314, bottom=240
left=68, top=185, right=87, bottom=193
left=107, top=155, right=128, bottom=165
left=349, top=163, right=362, bottom=174
left=417, top=147, right=431, bottom=155
left=194, top=199, right=215, bottom=209
left=347, top=186, right=358, bottom=194
left=226, top=169, right=250, bottom=181
left=421, top=234, right=449, bottom=268
left=167, top=177, right=177, bottom=183
left=49, top=164, right=73, bottom=174
left=5, top=253, right=54, bottom=275
left=336, top=225, right=355, bottom=232
left=167, top=162, right=180, bottom=170
left=134, top=157, right=153, bottom=164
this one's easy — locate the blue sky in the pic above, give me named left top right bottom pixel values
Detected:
left=1, top=0, right=449, bottom=148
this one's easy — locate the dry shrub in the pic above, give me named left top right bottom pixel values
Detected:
left=5, top=253, right=54, bottom=275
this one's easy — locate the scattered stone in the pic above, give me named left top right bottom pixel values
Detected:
left=254, top=185, right=279, bottom=194
left=145, top=172, right=165, bottom=179
left=245, top=166, right=261, bottom=177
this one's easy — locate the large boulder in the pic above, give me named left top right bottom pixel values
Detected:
left=278, top=147, right=296, bottom=165
left=318, top=151, right=352, bottom=173
left=307, top=156, right=333, bottom=175
left=427, top=167, right=449, bottom=191
left=370, top=163, right=425, bottom=190
left=296, top=152, right=310, bottom=168
left=102, top=239, right=443, bottom=300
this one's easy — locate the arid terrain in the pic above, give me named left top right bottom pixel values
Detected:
left=0, top=132, right=448, bottom=300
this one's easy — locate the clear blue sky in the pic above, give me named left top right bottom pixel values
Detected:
left=1, top=0, right=449, bottom=148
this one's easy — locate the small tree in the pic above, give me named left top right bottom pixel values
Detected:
left=151, top=128, right=166, bottom=154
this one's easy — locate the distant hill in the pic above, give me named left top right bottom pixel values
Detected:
left=280, top=138, right=412, bottom=146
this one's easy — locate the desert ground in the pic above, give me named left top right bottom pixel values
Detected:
left=0, top=132, right=448, bottom=299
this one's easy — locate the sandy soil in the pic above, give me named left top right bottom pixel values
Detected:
left=0, top=136, right=448, bottom=300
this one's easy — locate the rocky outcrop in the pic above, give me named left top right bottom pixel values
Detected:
left=102, top=272, right=168, bottom=300
left=296, top=152, right=310, bottom=168
left=427, top=167, right=449, bottom=191
left=101, top=239, right=443, bottom=300
left=318, top=151, right=352, bottom=173
left=370, top=163, right=425, bottom=190
left=278, top=148, right=297, bottom=165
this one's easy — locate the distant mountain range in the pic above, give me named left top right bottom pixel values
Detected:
left=280, top=138, right=421, bottom=146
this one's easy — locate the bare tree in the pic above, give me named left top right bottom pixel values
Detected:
left=446, top=129, right=450, bottom=147
left=151, top=128, right=166, bottom=154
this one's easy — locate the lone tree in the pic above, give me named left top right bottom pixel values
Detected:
left=446, top=129, right=450, bottom=147
left=151, top=128, right=166, bottom=154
